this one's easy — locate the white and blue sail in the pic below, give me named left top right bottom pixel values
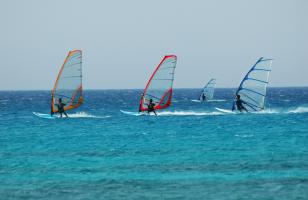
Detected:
left=232, top=57, right=273, bottom=112
left=199, top=78, right=216, bottom=101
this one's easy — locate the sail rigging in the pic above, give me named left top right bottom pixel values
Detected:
left=51, top=50, right=83, bottom=113
left=199, top=78, right=216, bottom=101
left=139, top=55, right=177, bottom=112
left=232, top=57, right=273, bottom=112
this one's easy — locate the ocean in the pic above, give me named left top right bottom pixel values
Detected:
left=0, top=88, right=308, bottom=199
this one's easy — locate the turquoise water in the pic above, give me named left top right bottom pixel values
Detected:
left=0, top=88, right=308, bottom=199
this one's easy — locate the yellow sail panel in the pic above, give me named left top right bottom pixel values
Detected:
left=51, top=50, right=83, bottom=113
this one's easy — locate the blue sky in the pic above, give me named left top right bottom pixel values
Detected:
left=1, top=0, right=307, bottom=90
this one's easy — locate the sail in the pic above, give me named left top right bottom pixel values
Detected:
left=139, top=55, right=177, bottom=112
left=232, top=57, right=273, bottom=112
left=199, top=78, right=216, bottom=101
left=51, top=50, right=83, bottom=113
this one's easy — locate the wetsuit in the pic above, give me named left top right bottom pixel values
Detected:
left=147, top=102, right=157, bottom=115
left=202, top=94, right=206, bottom=101
left=236, top=99, right=248, bottom=112
left=57, top=102, right=68, bottom=117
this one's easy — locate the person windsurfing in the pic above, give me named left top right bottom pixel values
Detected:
left=147, top=99, right=157, bottom=116
left=55, top=98, right=68, bottom=117
left=201, top=93, right=206, bottom=101
left=235, top=94, right=248, bottom=112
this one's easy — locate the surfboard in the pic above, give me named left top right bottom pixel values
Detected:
left=192, top=99, right=225, bottom=103
left=120, top=110, right=147, bottom=116
left=191, top=99, right=201, bottom=103
left=215, top=108, right=235, bottom=114
left=207, top=99, right=226, bottom=102
left=33, top=112, right=57, bottom=119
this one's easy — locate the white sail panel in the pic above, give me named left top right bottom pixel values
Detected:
left=232, top=57, right=272, bottom=111
left=200, top=78, right=216, bottom=101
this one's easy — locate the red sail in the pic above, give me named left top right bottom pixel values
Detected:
left=139, top=55, right=177, bottom=112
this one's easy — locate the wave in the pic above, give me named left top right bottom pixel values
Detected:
left=68, top=112, right=111, bottom=119
left=214, top=108, right=280, bottom=115
left=287, top=107, right=308, bottom=114
left=253, top=109, right=280, bottom=114
left=0, top=99, right=9, bottom=105
left=257, top=107, right=308, bottom=114
left=259, top=107, right=308, bottom=114
left=158, top=110, right=223, bottom=116
left=235, top=134, right=254, bottom=138
left=221, top=107, right=308, bottom=115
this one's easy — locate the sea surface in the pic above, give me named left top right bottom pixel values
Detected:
left=0, top=88, right=308, bottom=200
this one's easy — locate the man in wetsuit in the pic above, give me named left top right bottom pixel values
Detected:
left=56, top=98, right=68, bottom=117
left=235, top=94, right=248, bottom=112
left=147, top=99, right=157, bottom=116
left=201, top=93, right=206, bottom=102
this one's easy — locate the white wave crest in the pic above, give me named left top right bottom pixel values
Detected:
left=215, top=107, right=280, bottom=115
left=235, top=134, right=254, bottom=138
left=253, top=109, right=280, bottom=114
left=158, top=110, right=223, bottom=116
left=68, top=112, right=111, bottom=119
left=288, top=107, right=308, bottom=114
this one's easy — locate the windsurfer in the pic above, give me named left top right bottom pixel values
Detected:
left=56, top=98, right=68, bottom=117
left=202, top=93, right=206, bottom=101
left=235, top=95, right=248, bottom=112
left=147, top=99, right=157, bottom=115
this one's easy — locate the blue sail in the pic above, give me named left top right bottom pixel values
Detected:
left=199, top=78, right=216, bottom=101
left=232, top=57, right=273, bottom=112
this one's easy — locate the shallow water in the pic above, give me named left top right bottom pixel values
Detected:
left=0, top=88, right=308, bottom=199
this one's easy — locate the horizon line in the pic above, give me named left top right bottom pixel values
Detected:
left=0, top=86, right=308, bottom=92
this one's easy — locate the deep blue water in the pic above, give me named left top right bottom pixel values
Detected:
left=0, top=88, right=308, bottom=200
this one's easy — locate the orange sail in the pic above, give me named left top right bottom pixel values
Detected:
left=51, top=50, right=83, bottom=113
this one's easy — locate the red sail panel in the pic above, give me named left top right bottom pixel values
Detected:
left=139, top=55, right=177, bottom=112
